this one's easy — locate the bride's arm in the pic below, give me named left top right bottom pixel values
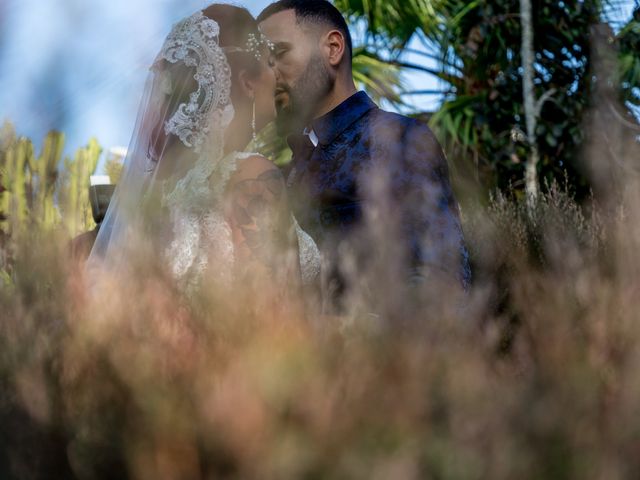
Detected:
left=224, top=155, right=303, bottom=313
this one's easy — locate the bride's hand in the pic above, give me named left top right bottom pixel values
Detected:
left=224, top=155, right=303, bottom=317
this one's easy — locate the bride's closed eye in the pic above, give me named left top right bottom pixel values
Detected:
left=271, top=43, right=291, bottom=61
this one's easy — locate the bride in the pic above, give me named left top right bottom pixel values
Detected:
left=88, top=4, right=319, bottom=304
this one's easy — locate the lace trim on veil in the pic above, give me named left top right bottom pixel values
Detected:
left=156, top=11, right=232, bottom=153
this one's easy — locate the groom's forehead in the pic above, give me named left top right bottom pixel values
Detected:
left=259, top=9, right=315, bottom=44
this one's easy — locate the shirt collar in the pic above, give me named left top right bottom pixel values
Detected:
left=310, top=91, right=376, bottom=146
left=303, top=127, right=319, bottom=147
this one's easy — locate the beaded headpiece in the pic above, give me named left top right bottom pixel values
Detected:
left=224, top=31, right=275, bottom=61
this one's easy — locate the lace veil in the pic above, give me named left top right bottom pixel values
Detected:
left=88, top=11, right=241, bottom=280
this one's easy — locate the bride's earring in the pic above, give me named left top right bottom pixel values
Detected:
left=251, top=98, right=257, bottom=143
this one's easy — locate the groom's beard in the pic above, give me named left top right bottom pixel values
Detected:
left=275, top=53, right=332, bottom=136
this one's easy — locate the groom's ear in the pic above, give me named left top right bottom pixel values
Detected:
left=322, top=30, right=347, bottom=68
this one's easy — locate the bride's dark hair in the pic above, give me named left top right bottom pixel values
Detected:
left=202, top=4, right=266, bottom=88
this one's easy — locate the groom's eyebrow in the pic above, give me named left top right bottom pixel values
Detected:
left=273, top=41, right=293, bottom=51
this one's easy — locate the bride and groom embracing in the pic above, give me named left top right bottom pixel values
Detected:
left=89, top=0, right=470, bottom=316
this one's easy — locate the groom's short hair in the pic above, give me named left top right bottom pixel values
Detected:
left=257, top=0, right=353, bottom=60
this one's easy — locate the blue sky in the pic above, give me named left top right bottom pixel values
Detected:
left=0, top=0, right=636, bottom=170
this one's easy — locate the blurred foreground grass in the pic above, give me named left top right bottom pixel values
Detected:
left=1, top=114, right=640, bottom=480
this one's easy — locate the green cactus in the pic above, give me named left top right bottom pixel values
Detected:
left=59, top=138, right=102, bottom=236
left=2, top=137, right=31, bottom=234
left=0, top=134, right=14, bottom=232
left=35, top=131, right=65, bottom=229
left=0, top=123, right=15, bottom=265
left=0, top=122, right=102, bottom=242
left=0, top=121, right=16, bottom=154
left=0, top=131, right=68, bottom=237
left=104, top=156, right=124, bottom=185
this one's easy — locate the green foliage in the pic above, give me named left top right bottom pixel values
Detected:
left=104, top=158, right=123, bottom=185
left=1, top=127, right=63, bottom=237
left=0, top=122, right=102, bottom=248
left=352, top=47, right=407, bottom=106
left=58, top=138, right=102, bottom=236
left=253, top=121, right=292, bottom=167
left=336, top=0, right=639, bottom=199
left=618, top=6, right=640, bottom=110
left=104, top=149, right=126, bottom=185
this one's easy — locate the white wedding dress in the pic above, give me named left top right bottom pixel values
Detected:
left=88, top=11, right=320, bottom=292
left=163, top=149, right=320, bottom=293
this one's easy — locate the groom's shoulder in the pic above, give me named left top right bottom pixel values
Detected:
left=369, top=108, right=443, bottom=153
left=371, top=107, right=420, bottom=126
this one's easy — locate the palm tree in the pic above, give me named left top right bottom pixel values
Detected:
left=335, top=0, right=634, bottom=198
left=618, top=5, right=640, bottom=115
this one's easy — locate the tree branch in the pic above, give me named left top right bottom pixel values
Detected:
left=534, top=88, right=557, bottom=118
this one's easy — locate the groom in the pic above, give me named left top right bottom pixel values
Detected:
left=258, top=0, right=470, bottom=312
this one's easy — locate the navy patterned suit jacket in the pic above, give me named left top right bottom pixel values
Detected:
left=286, top=91, right=470, bottom=308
